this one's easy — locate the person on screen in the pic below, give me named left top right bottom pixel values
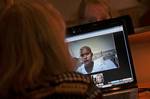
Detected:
left=0, top=0, right=102, bottom=98
left=92, top=73, right=104, bottom=87
left=95, top=73, right=104, bottom=84
left=76, top=46, right=117, bottom=74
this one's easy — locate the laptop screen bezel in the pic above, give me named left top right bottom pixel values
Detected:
left=66, top=15, right=137, bottom=93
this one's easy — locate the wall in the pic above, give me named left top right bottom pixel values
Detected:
left=49, top=0, right=81, bottom=21
left=129, top=31, right=150, bottom=83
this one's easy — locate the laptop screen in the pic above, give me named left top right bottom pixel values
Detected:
left=66, top=16, right=137, bottom=92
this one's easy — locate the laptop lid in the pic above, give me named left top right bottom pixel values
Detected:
left=66, top=15, right=137, bottom=93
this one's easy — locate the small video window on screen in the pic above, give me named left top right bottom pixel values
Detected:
left=68, top=33, right=119, bottom=74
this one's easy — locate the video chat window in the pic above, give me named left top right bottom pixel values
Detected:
left=66, top=16, right=137, bottom=90
left=67, top=33, right=119, bottom=74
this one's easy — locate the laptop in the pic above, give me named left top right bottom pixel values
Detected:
left=66, top=15, right=138, bottom=99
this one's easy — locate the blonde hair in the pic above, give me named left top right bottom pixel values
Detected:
left=0, top=0, right=14, bottom=11
left=0, top=0, right=72, bottom=93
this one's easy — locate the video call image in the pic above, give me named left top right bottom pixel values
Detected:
left=92, top=73, right=104, bottom=87
left=68, top=33, right=119, bottom=74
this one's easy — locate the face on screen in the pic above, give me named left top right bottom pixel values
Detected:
left=80, top=47, right=93, bottom=65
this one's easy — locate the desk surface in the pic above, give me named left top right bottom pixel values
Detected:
left=138, top=83, right=150, bottom=99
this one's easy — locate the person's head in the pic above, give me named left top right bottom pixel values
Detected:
left=78, top=0, right=111, bottom=24
left=95, top=73, right=104, bottom=84
left=80, top=46, right=93, bottom=65
left=0, top=0, right=73, bottom=93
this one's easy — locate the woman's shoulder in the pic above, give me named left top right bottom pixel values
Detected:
left=50, top=72, right=102, bottom=98
left=28, top=72, right=102, bottom=99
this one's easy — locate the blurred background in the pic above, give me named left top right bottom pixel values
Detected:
left=49, top=0, right=150, bottom=33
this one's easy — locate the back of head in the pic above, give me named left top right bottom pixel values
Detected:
left=78, top=0, right=111, bottom=24
left=0, top=0, right=73, bottom=95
